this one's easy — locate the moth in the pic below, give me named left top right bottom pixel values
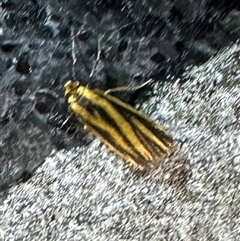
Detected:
left=64, top=80, right=173, bottom=169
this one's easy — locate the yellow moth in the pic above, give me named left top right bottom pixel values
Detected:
left=64, top=80, right=173, bottom=169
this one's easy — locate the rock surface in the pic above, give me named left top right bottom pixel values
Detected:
left=0, top=1, right=240, bottom=240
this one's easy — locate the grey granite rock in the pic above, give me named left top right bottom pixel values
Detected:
left=1, top=43, right=240, bottom=240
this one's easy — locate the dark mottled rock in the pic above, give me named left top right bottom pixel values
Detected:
left=1, top=1, right=240, bottom=239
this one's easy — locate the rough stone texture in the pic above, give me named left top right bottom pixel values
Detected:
left=0, top=0, right=240, bottom=240
left=1, top=0, right=240, bottom=189
left=1, top=43, right=240, bottom=240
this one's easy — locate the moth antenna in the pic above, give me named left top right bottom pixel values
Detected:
left=71, top=26, right=77, bottom=80
left=89, top=34, right=104, bottom=78
left=104, top=78, right=155, bottom=95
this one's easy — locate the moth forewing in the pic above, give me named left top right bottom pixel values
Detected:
left=64, top=80, right=173, bottom=169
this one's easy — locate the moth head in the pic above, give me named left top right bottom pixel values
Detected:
left=64, top=80, right=81, bottom=103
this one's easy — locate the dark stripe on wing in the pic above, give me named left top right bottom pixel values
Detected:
left=76, top=105, right=149, bottom=167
